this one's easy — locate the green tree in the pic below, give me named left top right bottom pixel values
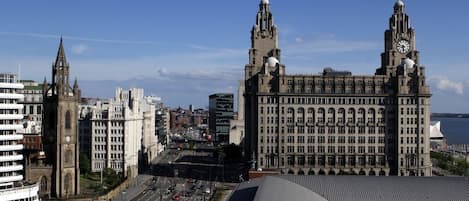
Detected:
left=79, top=154, right=91, bottom=175
left=103, top=168, right=120, bottom=187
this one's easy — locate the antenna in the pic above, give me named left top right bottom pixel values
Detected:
left=17, top=64, right=21, bottom=81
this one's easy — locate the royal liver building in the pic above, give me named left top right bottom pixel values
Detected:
left=244, top=0, right=431, bottom=176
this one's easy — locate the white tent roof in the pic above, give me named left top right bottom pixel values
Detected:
left=430, top=121, right=445, bottom=138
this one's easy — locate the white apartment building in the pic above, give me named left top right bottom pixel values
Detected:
left=0, top=73, right=39, bottom=201
left=80, top=88, right=160, bottom=178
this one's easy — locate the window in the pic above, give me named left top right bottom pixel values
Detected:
left=64, top=174, right=71, bottom=194
left=298, top=146, right=304, bottom=153
left=37, top=105, right=42, bottom=114
left=297, top=136, right=305, bottom=143
left=65, top=110, right=71, bottom=129
left=40, top=176, right=48, bottom=193
left=65, top=150, right=72, bottom=164
left=307, top=136, right=314, bottom=143
left=318, top=136, right=325, bottom=144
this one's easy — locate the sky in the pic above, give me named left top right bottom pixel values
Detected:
left=0, top=0, right=468, bottom=112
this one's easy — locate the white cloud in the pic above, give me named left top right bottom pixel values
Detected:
left=295, top=37, right=303, bottom=43
left=0, top=31, right=158, bottom=45
left=430, top=76, right=464, bottom=95
left=71, top=44, right=88, bottom=54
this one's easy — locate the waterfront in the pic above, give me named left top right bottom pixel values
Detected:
left=431, top=117, right=469, bottom=144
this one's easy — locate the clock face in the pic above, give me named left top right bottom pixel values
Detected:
left=65, top=136, right=71, bottom=143
left=397, top=40, right=410, bottom=54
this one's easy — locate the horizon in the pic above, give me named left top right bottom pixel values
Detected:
left=1, top=0, right=468, bottom=112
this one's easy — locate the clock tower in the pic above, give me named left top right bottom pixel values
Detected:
left=43, top=38, right=81, bottom=198
left=377, top=0, right=419, bottom=76
left=245, top=0, right=282, bottom=80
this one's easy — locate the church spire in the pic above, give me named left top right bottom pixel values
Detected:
left=51, top=38, right=71, bottom=96
left=55, top=37, right=67, bottom=66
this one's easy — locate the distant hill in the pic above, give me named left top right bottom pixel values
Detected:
left=431, top=113, right=469, bottom=118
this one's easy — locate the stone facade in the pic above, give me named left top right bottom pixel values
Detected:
left=19, top=80, right=44, bottom=133
left=42, top=39, right=81, bottom=197
left=229, top=81, right=246, bottom=145
left=244, top=1, right=431, bottom=176
left=79, top=88, right=160, bottom=178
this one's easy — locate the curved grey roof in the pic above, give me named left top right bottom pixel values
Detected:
left=254, top=176, right=327, bottom=201
left=229, top=176, right=469, bottom=201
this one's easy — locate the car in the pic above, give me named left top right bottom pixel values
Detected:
left=172, top=195, right=181, bottom=201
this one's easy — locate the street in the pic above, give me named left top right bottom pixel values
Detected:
left=113, top=142, right=247, bottom=201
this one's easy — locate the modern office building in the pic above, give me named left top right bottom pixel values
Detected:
left=0, top=73, right=39, bottom=201
left=244, top=0, right=431, bottom=176
left=209, top=93, right=234, bottom=144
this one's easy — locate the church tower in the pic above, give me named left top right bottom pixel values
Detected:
left=377, top=0, right=419, bottom=76
left=42, top=38, right=81, bottom=198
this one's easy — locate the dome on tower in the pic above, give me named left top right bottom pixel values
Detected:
left=395, top=0, right=404, bottom=7
left=401, top=58, right=415, bottom=68
left=266, top=57, right=279, bottom=68
left=262, top=0, right=270, bottom=4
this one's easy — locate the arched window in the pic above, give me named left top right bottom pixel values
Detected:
left=318, top=108, right=325, bottom=123
left=338, top=108, right=346, bottom=123
left=307, top=108, right=315, bottom=123
left=358, top=108, right=366, bottom=123
left=64, top=174, right=71, bottom=194
left=65, top=111, right=71, bottom=129
left=368, top=108, right=376, bottom=123
left=40, top=176, right=48, bottom=193
left=328, top=108, right=335, bottom=123
left=65, top=150, right=72, bottom=164
left=347, top=108, right=356, bottom=123
left=297, top=108, right=305, bottom=123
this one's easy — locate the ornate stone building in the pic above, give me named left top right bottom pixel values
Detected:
left=42, top=38, right=81, bottom=197
left=244, top=0, right=431, bottom=176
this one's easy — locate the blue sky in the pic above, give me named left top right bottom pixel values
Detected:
left=0, top=0, right=468, bottom=112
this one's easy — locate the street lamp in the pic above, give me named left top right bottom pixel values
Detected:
left=121, top=190, right=126, bottom=201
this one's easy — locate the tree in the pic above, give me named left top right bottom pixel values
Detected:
left=79, top=154, right=91, bottom=175
left=103, top=168, right=120, bottom=187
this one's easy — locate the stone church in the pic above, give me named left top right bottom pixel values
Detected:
left=244, top=0, right=432, bottom=176
left=25, top=38, right=81, bottom=199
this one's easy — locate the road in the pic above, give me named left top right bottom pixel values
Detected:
left=133, top=176, right=215, bottom=201
left=116, top=142, right=247, bottom=200
left=113, top=174, right=153, bottom=201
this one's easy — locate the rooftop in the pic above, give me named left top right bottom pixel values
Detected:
left=229, top=175, right=469, bottom=201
